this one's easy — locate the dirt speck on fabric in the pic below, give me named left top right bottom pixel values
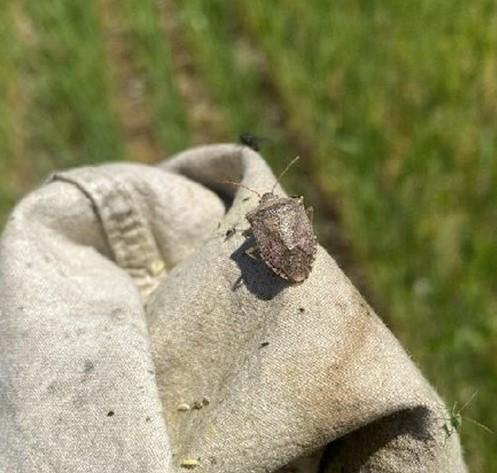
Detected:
left=225, top=228, right=236, bottom=239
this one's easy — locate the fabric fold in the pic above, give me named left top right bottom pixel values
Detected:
left=0, top=144, right=466, bottom=473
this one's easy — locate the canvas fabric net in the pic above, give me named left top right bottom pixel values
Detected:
left=0, top=144, right=466, bottom=472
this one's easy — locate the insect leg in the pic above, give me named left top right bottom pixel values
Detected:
left=245, top=244, right=260, bottom=260
left=242, top=227, right=253, bottom=238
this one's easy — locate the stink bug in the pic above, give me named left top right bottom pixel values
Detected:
left=225, top=156, right=317, bottom=283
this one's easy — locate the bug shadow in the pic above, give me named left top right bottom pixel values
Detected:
left=230, top=237, right=290, bottom=301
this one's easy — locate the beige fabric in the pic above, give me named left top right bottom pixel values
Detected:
left=0, top=144, right=466, bottom=472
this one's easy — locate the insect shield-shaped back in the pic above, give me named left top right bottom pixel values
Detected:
left=246, top=192, right=317, bottom=283
left=223, top=156, right=317, bottom=283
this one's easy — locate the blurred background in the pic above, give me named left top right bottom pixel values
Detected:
left=1, top=0, right=496, bottom=470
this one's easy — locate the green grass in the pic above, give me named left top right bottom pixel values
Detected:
left=1, top=1, right=496, bottom=470
left=22, top=0, right=123, bottom=172
left=0, top=5, right=18, bottom=218
left=240, top=1, right=497, bottom=468
left=177, top=1, right=310, bottom=190
left=120, top=0, right=191, bottom=153
left=179, top=0, right=269, bottom=137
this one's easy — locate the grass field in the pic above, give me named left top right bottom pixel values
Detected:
left=1, top=1, right=496, bottom=470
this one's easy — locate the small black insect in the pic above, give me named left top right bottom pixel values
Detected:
left=225, top=156, right=317, bottom=283
left=239, top=133, right=269, bottom=152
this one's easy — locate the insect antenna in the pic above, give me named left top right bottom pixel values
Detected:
left=455, top=391, right=493, bottom=434
left=463, top=416, right=494, bottom=434
left=457, top=391, right=478, bottom=415
left=440, top=390, right=493, bottom=435
left=222, top=180, right=262, bottom=199
left=271, top=156, right=300, bottom=193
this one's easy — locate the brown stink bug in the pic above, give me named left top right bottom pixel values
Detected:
left=226, top=156, right=317, bottom=283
